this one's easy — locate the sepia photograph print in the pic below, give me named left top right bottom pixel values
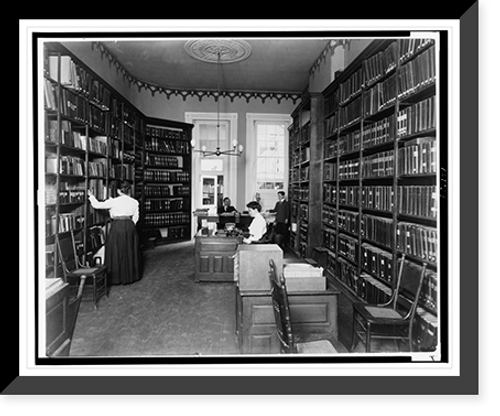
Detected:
left=15, top=12, right=480, bottom=397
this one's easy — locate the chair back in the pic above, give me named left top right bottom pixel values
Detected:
left=56, top=233, right=79, bottom=278
left=268, top=258, right=295, bottom=353
left=393, top=254, right=428, bottom=320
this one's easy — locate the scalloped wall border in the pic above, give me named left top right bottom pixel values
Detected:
left=309, top=39, right=350, bottom=77
left=91, top=41, right=303, bottom=105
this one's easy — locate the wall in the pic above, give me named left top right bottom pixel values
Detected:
left=307, top=39, right=374, bottom=94
left=61, top=41, right=296, bottom=210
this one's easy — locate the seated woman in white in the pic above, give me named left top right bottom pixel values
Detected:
left=243, top=200, right=267, bottom=244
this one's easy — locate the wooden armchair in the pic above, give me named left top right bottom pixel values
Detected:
left=57, top=231, right=108, bottom=309
left=351, top=254, right=427, bottom=353
left=268, top=259, right=339, bottom=354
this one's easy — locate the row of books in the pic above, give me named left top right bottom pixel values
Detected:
left=339, top=68, right=363, bottom=104
left=60, top=88, right=88, bottom=123
left=363, top=115, right=395, bottom=149
left=324, top=88, right=341, bottom=116
left=398, top=46, right=436, bottom=99
left=322, top=206, right=336, bottom=227
left=45, top=180, right=58, bottom=205
left=398, top=137, right=437, bottom=176
left=44, top=79, right=58, bottom=111
left=322, top=227, right=337, bottom=253
left=323, top=162, right=337, bottom=181
left=339, top=130, right=361, bottom=156
left=323, top=184, right=360, bottom=207
left=146, top=126, right=188, bottom=141
left=300, top=166, right=309, bottom=181
left=398, top=185, right=438, bottom=219
left=59, top=189, right=85, bottom=205
left=88, top=160, right=107, bottom=177
left=324, top=138, right=338, bottom=159
left=144, top=198, right=185, bottom=212
left=339, top=158, right=360, bottom=180
left=363, top=41, right=397, bottom=86
left=57, top=209, right=85, bottom=233
left=48, top=56, right=92, bottom=99
left=362, top=150, right=395, bottom=178
left=339, top=234, right=358, bottom=263
left=299, top=147, right=310, bottom=163
left=363, top=73, right=397, bottom=117
left=145, top=138, right=190, bottom=154
left=299, top=204, right=309, bottom=221
left=402, top=259, right=438, bottom=313
left=300, top=123, right=311, bottom=144
left=338, top=97, right=362, bottom=129
left=111, top=164, right=134, bottom=181
left=145, top=154, right=184, bottom=168
left=89, top=106, right=108, bottom=132
left=415, top=308, right=438, bottom=351
left=361, top=214, right=393, bottom=249
left=336, top=256, right=359, bottom=294
left=362, top=186, right=394, bottom=212
left=338, top=210, right=359, bottom=235
left=89, top=179, right=107, bottom=200
left=160, top=225, right=190, bottom=240
left=399, top=38, right=435, bottom=63
left=361, top=243, right=393, bottom=284
left=59, top=155, right=85, bottom=176
left=397, top=96, right=436, bottom=137
left=144, top=169, right=190, bottom=183
left=324, top=112, right=340, bottom=138
left=358, top=273, right=391, bottom=304
left=396, top=222, right=437, bottom=263
left=290, top=168, right=300, bottom=182
left=145, top=185, right=188, bottom=198
left=144, top=212, right=190, bottom=227
left=290, top=187, right=309, bottom=201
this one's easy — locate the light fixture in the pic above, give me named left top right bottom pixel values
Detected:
left=190, top=46, right=244, bottom=157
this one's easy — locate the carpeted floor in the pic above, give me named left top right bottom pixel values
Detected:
left=70, top=240, right=239, bottom=356
left=70, top=240, right=398, bottom=356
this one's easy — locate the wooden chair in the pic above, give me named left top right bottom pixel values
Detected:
left=268, top=259, right=338, bottom=354
left=57, top=231, right=108, bottom=309
left=350, top=254, right=427, bottom=353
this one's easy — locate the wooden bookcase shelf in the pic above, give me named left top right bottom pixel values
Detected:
left=288, top=38, right=439, bottom=352
left=43, top=42, right=194, bottom=282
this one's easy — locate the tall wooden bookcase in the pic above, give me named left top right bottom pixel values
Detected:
left=142, top=117, right=193, bottom=245
left=289, top=38, right=439, bottom=352
left=43, top=42, right=193, bottom=283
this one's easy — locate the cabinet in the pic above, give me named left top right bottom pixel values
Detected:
left=194, top=232, right=238, bottom=282
left=46, top=280, right=70, bottom=356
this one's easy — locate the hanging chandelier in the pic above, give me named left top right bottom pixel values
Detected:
left=188, top=41, right=247, bottom=157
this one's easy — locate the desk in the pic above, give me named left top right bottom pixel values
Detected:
left=194, top=231, right=239, bottom=282
left=235, top=286, right=340, bottom=355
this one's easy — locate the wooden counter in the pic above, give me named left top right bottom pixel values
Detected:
left=235, top=286, right=340, bottom=355
left=194, top=232, right=239, bottom=282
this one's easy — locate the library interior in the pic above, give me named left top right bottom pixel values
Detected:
left=42, top=36, right=441, bottom=359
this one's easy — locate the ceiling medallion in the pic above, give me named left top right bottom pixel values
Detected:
left=184, top=39, right=252, bottom=64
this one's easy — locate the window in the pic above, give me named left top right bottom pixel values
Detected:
left=256, top=123, right=286, bottom=191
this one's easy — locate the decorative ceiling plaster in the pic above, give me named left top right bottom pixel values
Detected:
left=91, top=40, right=332, bottom=104
left=184, top=39, right=252, bottom=64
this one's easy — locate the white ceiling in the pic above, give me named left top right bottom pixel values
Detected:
left=101, top=38, right=332, bottom=94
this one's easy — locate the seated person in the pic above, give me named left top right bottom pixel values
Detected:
left=242, top=201, right=267, bottom=244
left=218, top=197, right=237, bottom=215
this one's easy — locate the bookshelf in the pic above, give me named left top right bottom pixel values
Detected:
left=287, top=93, right=323, bottom=259
left=43, top=43, right=193, bottom=283
left=317, top=38, right=439, bottom=352
left=143, top=117, right=193, bottom=245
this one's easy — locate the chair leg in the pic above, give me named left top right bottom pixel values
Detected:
left=350, top=310, right=359, bottom=352
left=92, top=276, right=98, bottom=309
left=366, top=322, right=371, bottom=353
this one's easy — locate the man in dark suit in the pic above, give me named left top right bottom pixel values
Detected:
left=270, top=191, right=290, bottom=246
left=218, top=197, right=237, bottom=215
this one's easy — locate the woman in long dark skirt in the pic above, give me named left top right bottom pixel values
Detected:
left=88, top=181, right=141, bottom=285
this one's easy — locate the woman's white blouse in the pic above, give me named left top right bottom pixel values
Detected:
left=88, top=194, right=139, bottom=224
left=247, top=213, right=267, bottom=242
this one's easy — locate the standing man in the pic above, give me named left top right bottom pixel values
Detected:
left=270, top=191, right=291, bottom=247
